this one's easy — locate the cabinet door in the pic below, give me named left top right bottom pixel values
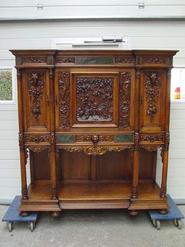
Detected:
left=22, top=69, right=51, bottom=132
left=140, top=69, right=167, bottom=132
left=55, top=69, right=135, bottom=131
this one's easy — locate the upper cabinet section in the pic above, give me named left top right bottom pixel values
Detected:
left=11, top=49, right=178, bottom=134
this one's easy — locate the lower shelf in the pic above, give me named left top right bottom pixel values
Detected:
left=20, top=181, right=168, bottom=211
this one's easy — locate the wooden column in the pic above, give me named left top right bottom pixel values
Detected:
left=19, top=134, right=28, bottom=200
left=132, top=148, right=139, bottom=199
left=49, top=68, right=58, bottom=201
left=132, top=132, right=140, bottom=199
left=160, top=132, right=170, bottom=198
left=49, top=140, right=57, bottom=200
left=17, top=69, right=28, bottom=200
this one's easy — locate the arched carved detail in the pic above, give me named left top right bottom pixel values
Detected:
left=27, top=146, right=49, bottom=153
left=140, top=145, right=159, bottom=152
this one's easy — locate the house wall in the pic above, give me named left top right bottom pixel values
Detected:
left=0, top=19, right=185, bottom=202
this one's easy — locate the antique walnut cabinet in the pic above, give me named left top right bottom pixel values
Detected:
left=11, top=49, right=177, bottom=216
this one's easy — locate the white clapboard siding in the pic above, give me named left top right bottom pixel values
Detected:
left=0, top=0, right=185, bottom=19
left=0, top=18, right=185, bottom=202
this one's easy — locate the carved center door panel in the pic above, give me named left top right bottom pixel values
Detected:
left=55, top=69, right=135, bottom=131
left=139, top=70, right=167, bottom=133
left=22, top=69, right=51, bottom=132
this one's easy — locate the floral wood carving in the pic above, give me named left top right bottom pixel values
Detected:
left=62, top=145, right=131, bottom=156
left=28, top=72, right=44, bottom=119
left=23, top=56, right=46, bottom=63
left=58, top=72, right=70, bottom=128
left=114, top=56, right=135, bottom=64
left=28, top=146, right=49, bottom=153
left=144, top=71, right=161, bottom=117
left=76, top=77, right=113, bottom=122
left=140, top=134, right=164, bottom=142
left=56, top=56, right=75, bottom=64
left=142, top=56, right=169, bottom=64
left=76, top=135, right=114, bottom=142
left=24, top=134, right=51, bottom=143
left=140, top=145, right=159, bottom=152
left=119, top=72, right=131, bottom=128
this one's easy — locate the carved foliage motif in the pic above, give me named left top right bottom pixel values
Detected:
left=58, top=72, right=70, bottom=128
left=28, top=72, right=44, bottom=119
left=63, top=145, right=130, bottom=156
left=24, top=134, right=51, bottom=143
left=76, top=77, right=113, bottom=122
left=142, top=56, right=169, bottom=64
left=115, top=56, right=135, bottom=64
left=23, top=56, right=47, bottom=63
left=56, top=56, right=75, bottom=64
left=144, top=71, right=161, bottom=117
left=140, top=134, right=164, bottom=142
left=119, top=72, right=131, bottom=128
left=76, top=135, right=114, bottom=142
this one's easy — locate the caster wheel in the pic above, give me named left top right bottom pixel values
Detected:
left=7, top=222, right=13, bottom=232
left=152, top=219, right=160, bottom=230
left=29, top=222, right=35, bottom=232
left=174, top=219, right=183, bottom=229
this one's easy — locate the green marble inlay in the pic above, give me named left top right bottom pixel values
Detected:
left=57, top=135, right=75, bottom=143
left=75, top=56, right=113, bottom=64
left=114, top=134, right=134, bottom=143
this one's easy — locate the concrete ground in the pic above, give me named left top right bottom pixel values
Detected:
left=0, top=205, right=185, bottom=247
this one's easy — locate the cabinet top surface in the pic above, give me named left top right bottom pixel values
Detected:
left=10, top=49, right=178, bottom=56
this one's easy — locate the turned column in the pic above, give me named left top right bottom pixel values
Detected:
left=160, top=132, right=170, bottom=198
left=132, top=132, right=140, bottom=199
left=49, top=68, right=58, bottom=201
left=19, top=133, right=28, bottom=200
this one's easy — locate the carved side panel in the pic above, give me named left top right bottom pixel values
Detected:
left=22, top=70, right=50, bottom=131
left=75, top=77, right=113, bottom=122
left=58, top=72, right=70, bottom=128
left=28, top=72, right=44, bottom=119
left=144, top=71, right=161, bottom=117
left=140, top=70, right=167, bottom=132
left=119, top=72, right=131, bottom=128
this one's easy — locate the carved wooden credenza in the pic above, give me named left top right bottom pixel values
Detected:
left=11, top=49, right=177, bottom=216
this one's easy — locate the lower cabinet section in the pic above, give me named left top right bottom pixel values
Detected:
left=19, top=149, right=168, bottom=214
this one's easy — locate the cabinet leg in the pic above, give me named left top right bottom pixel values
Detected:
left=51, top=211, right=60, bottom=218
left=20, top=211, right=29, bottom=217
left=160, top=209, right=168, bottom=215
left=129, top=210, right=139, bottom=216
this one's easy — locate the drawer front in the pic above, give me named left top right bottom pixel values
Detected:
left=56, top=133, right=134, bottom=155
left=56, top=133, right=134, bottom=144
